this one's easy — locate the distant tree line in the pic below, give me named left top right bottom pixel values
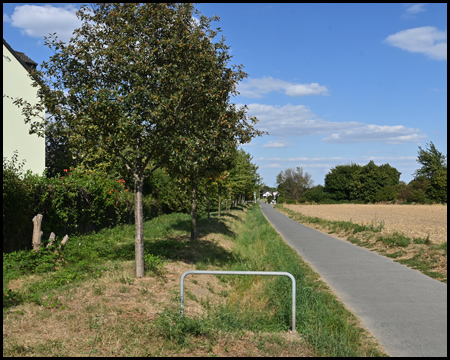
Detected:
left=275, top=142, right=447, bottom=204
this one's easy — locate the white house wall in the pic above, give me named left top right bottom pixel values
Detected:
left=3, top=44, right=45, bottom=175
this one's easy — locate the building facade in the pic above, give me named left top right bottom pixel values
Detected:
left=3, top=38, right=45, bottom=175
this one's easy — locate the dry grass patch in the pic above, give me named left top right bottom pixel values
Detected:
left=3, top=219, right=315, bottom=357
left=284, top=203, right=447, bottom=243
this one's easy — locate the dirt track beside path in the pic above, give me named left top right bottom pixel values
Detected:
left=284, top=204, right=447, bottom=244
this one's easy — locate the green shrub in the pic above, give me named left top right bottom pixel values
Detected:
left=3, top=160, right=146, bottom=252
left=144, top=253, right=165, bottom=275
left=377, top=232, right=411, bottom=247
left=301, top=185, right=332, bottom=203
left=374, top=185, right=398, bottom=203
left=277, top=196, right=296, bottom=204
left=3, top=152, right=34, bottom=251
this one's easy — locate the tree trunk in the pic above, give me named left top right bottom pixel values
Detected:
left=191, top=181, right=197, bottom=240
left=226, top=186, right=229, bottom=212
left=218, top=183, right=222, bottom=218
left=32, top=214, right=43, bottom=251
left=206, top=184, right=210, bottom=224
left=134, top=174, right=145, bottom=278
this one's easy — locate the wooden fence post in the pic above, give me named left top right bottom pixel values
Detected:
left=46, top=232, right=56, bottom=248
left=32, top=214, right=44, bottom=251
left=60, top=235, right=69, bottom=248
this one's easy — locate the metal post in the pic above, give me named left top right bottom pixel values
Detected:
left=180, top=270, right=296, bottom=332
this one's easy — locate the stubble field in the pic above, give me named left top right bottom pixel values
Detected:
left=284, top=204, right=447, bottom=244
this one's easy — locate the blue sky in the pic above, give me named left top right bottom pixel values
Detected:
left=3, top=3, right=447, bottom=187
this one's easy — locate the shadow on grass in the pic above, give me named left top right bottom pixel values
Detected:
left=113, top=214, right=242, bottom=267
left=147, top=236, right=240, bottom=267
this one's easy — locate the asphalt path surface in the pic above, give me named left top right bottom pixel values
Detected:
left=258, top=200, right=447, bottom=357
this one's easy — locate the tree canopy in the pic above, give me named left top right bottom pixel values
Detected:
left=14, top=3, right=263, bottom=276
left=413, top=142, right=447, bottom=203
left=276, top=167, right=313, bottom=203
left=414, top=141, right=447, bottom=180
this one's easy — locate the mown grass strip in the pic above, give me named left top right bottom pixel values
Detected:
left=219, top=204, right=387, bottom=357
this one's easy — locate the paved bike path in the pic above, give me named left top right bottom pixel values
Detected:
left=258, top=201, right=447, bottom=357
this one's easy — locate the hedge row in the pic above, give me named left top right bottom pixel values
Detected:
left=3, top=154, right=158, bottom=253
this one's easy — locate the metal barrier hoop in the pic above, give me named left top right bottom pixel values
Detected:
left=180, top=270, right=296, bottom=332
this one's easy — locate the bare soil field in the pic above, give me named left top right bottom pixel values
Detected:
left=284, top=204, right=447, bottom=244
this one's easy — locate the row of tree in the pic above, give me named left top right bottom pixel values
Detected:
left=12, top=4, right=264, bottom=277
left=275, top=142, right=447, bottom=204
left=3, top=147, right=260, bottom=253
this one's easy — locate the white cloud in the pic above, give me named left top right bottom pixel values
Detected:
left=238, top=77, right=329, bottom=98
left=323, top=124, right=427, bottom=144
left=406, top=3, right=426, bottom=14
left=9, top=4, right=82, bottom=43
left=401, top=4, right=426, bottom=20
left=262, top=163, right=282, bottom=168
left=263, top=141, right=289, bottom=148
left=287, top=157, right=345, bottom=162
left=361, top=155, right=416, bottom=163
left=384, top=26, right=447, bottom=61
left=284, top=82, right=329, bottom=97
left=243, top=103, right=355, bottom=136
left=241, top=103, right=427, bottom=145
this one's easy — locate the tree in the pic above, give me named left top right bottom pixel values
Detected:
left=427, top=167, right=447, bottom=203
left=413, top=142, right=447, bottom=203
left=324, top=162, right=400, bottom=203
left=301, top=185, right=329, bottom=203
left=348, top=161, right=401, bottom=203
left=13, top=4, right=262, bottom=277
left=414, top=142, right=447, bottom=180
left=276, top=167, right=313, bottom=203
left=323, top=163, right=360, bottom=201
left=228, top=149, right=261, bottom=206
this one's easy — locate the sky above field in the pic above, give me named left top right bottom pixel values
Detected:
left=3, top=3, right=447, bottom=187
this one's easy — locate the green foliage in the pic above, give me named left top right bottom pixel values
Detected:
left=143, top=168, right=193, bottom=215
left=3, top=247, right=61, bottom=277
left=377, top=232, right=411, bottom=247
left=154, top=306, right=216, bottom=345
left=3, top=152, right=35, bottom=251
left=414, top=141, right=447, bottom=180
left=412, top=142, right=447, bottom=203
left=323, top=161, right=401, bottom=203
left=276, top=166, right=313, bottom=203
left=348, top=161, right=401, bottom=203
left=3, top=158, right=152, bottom=252
left=323, top=163, right=360, bottom=201
left=374, top=184, right=399, bottom=203
left=228, top=149, right=261, bottom=204
left=144, top=254, right=165, bottom=276
left=301, top=185, right=331, bottom=203
left=35, top=167, right=135, bottom=235
left=427, top=167, right=447, bottom=203
left=276, top=196, right=297, bottom=204
left=319, top=142, right=447, bottom=204
left=13, top=3, right=264, bottom=273
left=396, top=178, right=431, bottom=203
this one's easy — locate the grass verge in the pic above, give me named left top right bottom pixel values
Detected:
left=274, top=203, right=447, bottom=283
left=4, top=204, right=387, bottom=357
